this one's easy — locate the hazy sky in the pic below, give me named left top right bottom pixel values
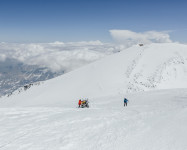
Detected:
left=0, top=0, right=187, bottom=43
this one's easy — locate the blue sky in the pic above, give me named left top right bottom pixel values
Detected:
left=0, top=0, right=187, bottom=43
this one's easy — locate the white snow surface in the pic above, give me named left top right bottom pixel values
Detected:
left=0, top=90, right=187, bottom=150
left=0, top=43, right=187, bottom=149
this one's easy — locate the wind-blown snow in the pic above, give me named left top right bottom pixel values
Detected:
left=0, top=43, right=187, bottom=150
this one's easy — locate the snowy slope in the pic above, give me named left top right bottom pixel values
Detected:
left=0, top=43, right=187, bottom=150
left=1, top=43, right=187, bottom=107
left=0, top=89, right=187, bottom=150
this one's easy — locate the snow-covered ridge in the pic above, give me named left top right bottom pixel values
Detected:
left=1, top=43, right=187, bottom=107
left=126, top=43, right=187, bottom=92
left=5, top=82, right=43, bottom=97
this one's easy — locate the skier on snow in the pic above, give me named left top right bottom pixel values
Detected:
left=124, top=98, right=128, bottom=107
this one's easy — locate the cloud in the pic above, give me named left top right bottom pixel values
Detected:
left=110, top=30, right=172, bottom=48
left=0, top=54, right=6, bottom=62
left=0, top=41, right=117, bottom=72
left=0, top=30, right=173, bottom=73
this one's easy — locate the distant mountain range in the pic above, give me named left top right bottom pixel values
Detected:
left=0, top=58, right=63, bottom=96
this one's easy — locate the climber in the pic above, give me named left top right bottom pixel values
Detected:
left=124, top=98, right=128, bottom=107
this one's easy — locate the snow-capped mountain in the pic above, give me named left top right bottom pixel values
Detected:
left=0, top=43, right=187, bottom=150
left=1, top=43, right=187, bottom=106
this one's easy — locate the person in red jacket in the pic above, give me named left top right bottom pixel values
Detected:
left=78, top=99, right=82, bottom=107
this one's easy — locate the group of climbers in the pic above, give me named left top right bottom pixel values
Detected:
left=78, top=99, right=89, bottom=108
left=78, top=97, right=129, bottom=108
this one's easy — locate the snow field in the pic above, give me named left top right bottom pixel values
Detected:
left=0, top=89, right=187, bottom=150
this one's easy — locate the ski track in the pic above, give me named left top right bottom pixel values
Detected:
left=0, top=89, right=187, bottom=150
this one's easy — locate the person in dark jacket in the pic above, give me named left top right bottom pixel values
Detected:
left=124, top=98, right=128, bottom=107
